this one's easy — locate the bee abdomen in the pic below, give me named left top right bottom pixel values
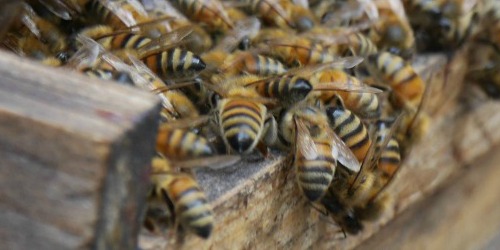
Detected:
left=221, top=100, right=266, bottom=153
left=171, top=183, right=214, bottom=238
left=156, top=129, right=214, bottom=159
left=142, top=48, right=206, bottom=79
left=296, top=159, right=335, bottom=201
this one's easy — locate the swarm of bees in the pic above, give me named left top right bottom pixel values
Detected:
left=1, top=0, right=497, bottom=243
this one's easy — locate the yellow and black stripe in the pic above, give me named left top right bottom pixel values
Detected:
left=253, top=75, right=312, bottom=105
left=375, top=120, right=401, bottom=182
left=156, top=128, right=214, bottom=160
left=295, top=135, right=336, bottom=202
left=346, top=32, right=378, bottom=57
left=326, top=106, right=371, bottom=162
left=219, top=98, right=267, bottom=154
left=142, top=48, right=206, bottom=79
left=241, top=53, right=287, bottom=76
left=368, top=52, right=424, bottom=107
left=96, top=32, right=152, bottom=50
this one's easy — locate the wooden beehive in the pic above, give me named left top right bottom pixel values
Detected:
left=138, top=46, right=500, bottom=249
left=2, top=35, right=500, bottom=250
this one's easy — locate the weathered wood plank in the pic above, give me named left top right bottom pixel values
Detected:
left=356, top=145, right=500, bottom=250
left=0, top=51, right=161, bottom=250
left=138, top=47, right=500, bottom=250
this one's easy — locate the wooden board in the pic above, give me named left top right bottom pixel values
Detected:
left=0, top=51, right=161, bottom=250
left=138, top=46, right=500, bottom=249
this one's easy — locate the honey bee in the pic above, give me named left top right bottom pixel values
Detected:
left=319, top=116, right=401, bottom=234
left=169, top=0, right=234, bottom=32
left=234, top=0, right=295, bottom=30
left=147, top=157, right=214, bottom=239
left=80, top=0, right=150, bottom=29
left=290, top=105, right=361, bottom=202
left=325, top=102, right=372, bottom=162
left=403, top=0, right=480, bottom=52
left=369, top=0, right=416, bottom=59
left=144, top=0, right=213, bottom=53
left=367, top=52, right=425, bottom=108
left=207, top=76, right=270, bottom=154
left=156, top=126, right=215, bottom=160
left=374, top=119, right=401, bottom=184
left=279, top=0, right=318, bottom=31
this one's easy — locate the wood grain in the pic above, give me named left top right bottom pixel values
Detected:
left=0, top=51, right=161, bottom=250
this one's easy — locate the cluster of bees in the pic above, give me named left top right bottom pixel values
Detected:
left=1, top=0, right=498, bottom=243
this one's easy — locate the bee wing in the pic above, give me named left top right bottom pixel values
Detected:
left=313, top=81, right=384, bottom=94
left=294, top=117, right=319, bottom=160
left=38, top=0, right=79, bottom=20
left=144, top=0, right=189, bottom=20
left=326, top=127, right=361, bottom=172
left=20, top=3, right=41, bottom=39
left=358, top=0, right=379, bottom=21
left=287, top=56, right=364, bottom=76
left=214, top=17, right=261, bottom=52
left=321, top=1, right=367, bottom=25
left=171, top=155, right=242, bottom=169
left=137, top=26, right=193, bottom=55
left=383, top=0, right=408, bottom=23
left=67, top=35, right=104, bottom=69
left=205, top=0, right=234, bottom=28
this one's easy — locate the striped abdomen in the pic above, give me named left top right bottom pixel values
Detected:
left=142, top=48, right=206, bottom=79
left=254, top=75, right=312, bottom=105
left=219, top=98, right=267, bottom=154
left=156, top=128, right=214, bottom=160
left=317, top=70, right=380, bottom=119
left=368, top=52, right=424, bottom=107
left=240, top=53, right=287, bottom=76
left=375, top=120, right=401, bottom=181
left=249, top=0, right=294, bottom=28
left=326, top=106, right=371, bottom=162
left=96, top=32, right=152, bottom=50
left=295, top=137, right=336, bottom=202
left=165, top=175, right=214, bottom=238
left=347, top=32, right=378, bottom=56
left=85, top=0, right=147, bottom=29
left=170, top=0, right=233, bottom=31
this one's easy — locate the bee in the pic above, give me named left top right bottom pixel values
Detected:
left=144, top=0, right=213, bottom=53
left=260, top=36, right=345, bottom=66
left=325, top=101, right=372, bottom=162
left=367, top=52, right=425, bottom=108
left=169, top=0, right=234, bottom=32
left=147, top=157, right=214, bottom=239
left=278, top=0, right=318, bottom=31
left=80, top=0, right=150, bottom=29
left=369, top=0, right=416, bottom=59
left=207, top=76, right=270, bottom=154
left=319, top=116, right=401, bottom=234
left=235, top=0, right=295, bottom=30
left=403, top=0, right=480, bottom=52
left=156, top=126, right=215, bottom=161
left=374, top=119, right=401, bottom=184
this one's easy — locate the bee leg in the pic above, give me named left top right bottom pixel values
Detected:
left=256, top=140, right=270, bottom=158
left=308, top=202, right=328, bottom=216
left=262, top=115, right=278, bottom=146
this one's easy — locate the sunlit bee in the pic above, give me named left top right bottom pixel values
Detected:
left=82, top=0, right=149, bottom=29
left=247, top=74, right=312, bottom=106
left=218, top=87, right=268, bottom=154
left=241, top=0, right=295, bottom=29
left=221, top=51, right=288, bottom=76
left=375, top=119, right=401, bottom=183
left=140, top=48, right=206, bottom=79
left=367, top=52, right=425, bottom=108
left=325, top=105, right=371, bottom=162
left=293, top=116, right=337, bottom=202
left=156, top=127, right=215, bottom=161
left=369, top=0, right=415, bottom=59
left=149, top=157, right=214, bottom=238
left=169, top=0, right=234, bottom=32
left=264, top=37, right=343, bottom=66
left=311, top=69, right=381, bottom=119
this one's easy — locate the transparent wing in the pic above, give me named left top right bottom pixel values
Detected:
left=214, top=17, right=261, bottom=52
left=294, top=117, right=319, bottom=160
left=326, top=127, right=361, bottom=172
left=39, top=0, right=79, bottom=20
left=287, top=56, right=364, bottom=76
